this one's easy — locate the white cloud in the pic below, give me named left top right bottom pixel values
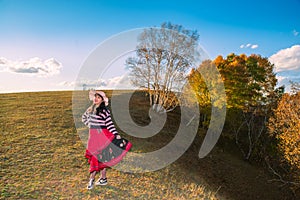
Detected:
left=239, top=43, right=259, bottom=49
left=58, top=81, right=75, bottom=87
left=276, top=75, right=287, bottom=83
left=0, top=57, right=62, bottom=77
left=97, top=75, right=134, bottom=89
left=269, top=45, right=300, bottom=92
left=251, top=44, right=258, bottom=49
left=74, top=74, right=135, bottom=90
left=269, top=45, right=300, bottom=72
left=74, top=79, right=106, bottom=89
left=293, top=29, right=299, bottom=36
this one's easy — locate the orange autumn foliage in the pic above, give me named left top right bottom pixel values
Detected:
left=268, top=92, right=300, bottom=172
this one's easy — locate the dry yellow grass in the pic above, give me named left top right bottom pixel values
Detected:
left=0, top=91, right=217, bottom=200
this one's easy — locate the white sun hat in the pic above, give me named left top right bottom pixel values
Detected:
left=89, top=90, right=109, bottom=106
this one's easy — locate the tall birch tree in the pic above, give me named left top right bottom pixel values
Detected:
left=126, top=22, right=200, bottom=112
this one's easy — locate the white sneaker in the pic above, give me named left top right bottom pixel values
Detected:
left=95, top=178, right=107, bottom=186
left=87, top=178, right=94, bottom=190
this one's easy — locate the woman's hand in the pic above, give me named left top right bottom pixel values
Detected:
left=116, top=135, right=121, bottom=139
left=89, top=90, right=96, bottom=101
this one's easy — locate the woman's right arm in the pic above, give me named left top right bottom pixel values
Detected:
left=82, top=110, right=90, bottom=126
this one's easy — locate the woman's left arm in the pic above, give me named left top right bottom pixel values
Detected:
left=105, top=109, right=121, bottom=139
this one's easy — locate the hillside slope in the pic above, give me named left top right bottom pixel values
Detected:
left=0, top=91, right=296, bottom=199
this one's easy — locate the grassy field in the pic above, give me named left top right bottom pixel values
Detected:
left=0, top=91, right=296, bottom=199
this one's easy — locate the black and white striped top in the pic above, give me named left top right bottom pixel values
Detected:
left=82, top=108, right=118, bottom=135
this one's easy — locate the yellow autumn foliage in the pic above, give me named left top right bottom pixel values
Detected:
left=268, top=92, right=300, bottom=171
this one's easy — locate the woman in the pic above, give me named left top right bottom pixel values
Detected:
left=82, top=90, right=132, bottom=190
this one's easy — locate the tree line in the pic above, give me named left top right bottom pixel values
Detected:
left=126, top=22, right=300, bottom=195
left=189, top=54, right=299, bottom=193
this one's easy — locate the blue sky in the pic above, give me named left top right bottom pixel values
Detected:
left=0, top=0, right=299, bottom=93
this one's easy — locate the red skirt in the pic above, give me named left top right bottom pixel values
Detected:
left=85, top=128, right=132, bottom=172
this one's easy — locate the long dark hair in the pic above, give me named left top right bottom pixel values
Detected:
left=92, top=93, right=107, bottom=115
left=95, top=102, right=107, bottom=115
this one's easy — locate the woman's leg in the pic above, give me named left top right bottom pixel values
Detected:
left=101, top=168, right=106, bottom=179
left=96, top=168, right=108, bottom=185
left=90, top=171, right=97, bottom=179
left=87, top=171, right=97, bottom=189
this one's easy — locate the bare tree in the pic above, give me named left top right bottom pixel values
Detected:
left=232, top=109, right=267, bottom=160
left=126, top=22, right=200, bottom=112
left=290, top=80, right=300, bottom=94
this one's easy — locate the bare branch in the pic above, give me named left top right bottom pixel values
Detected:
left=126, top=23, right=200, bottom=112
